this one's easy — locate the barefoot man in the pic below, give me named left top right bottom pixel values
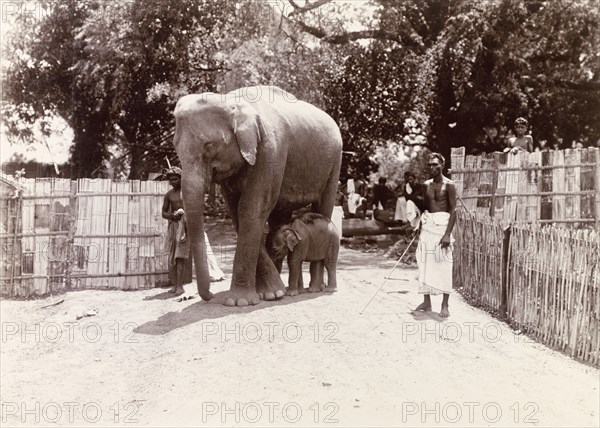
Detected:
left=162, top=166, right=225, bottom=296
left=414, top=153, right=456, bottom=317
left=162, top=166, right=191, bottom=296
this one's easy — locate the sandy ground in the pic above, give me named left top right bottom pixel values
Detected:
left=1, top=219, right=598, bottom=428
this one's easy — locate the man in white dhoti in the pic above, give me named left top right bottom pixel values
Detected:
left=414, top=153, right=457, bottom=317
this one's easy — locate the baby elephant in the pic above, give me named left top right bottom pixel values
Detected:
left=267, top=213, right=339, bottom=296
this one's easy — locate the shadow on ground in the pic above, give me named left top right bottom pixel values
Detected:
left=134, top=289, right=335, bottom=336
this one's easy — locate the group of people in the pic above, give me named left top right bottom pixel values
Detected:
left=334, top=169, right=425, bottom=228
left=162, top=152, right=457, bottom=318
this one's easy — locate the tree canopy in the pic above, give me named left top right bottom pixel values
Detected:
left=3, top=0, right=599, bottom=179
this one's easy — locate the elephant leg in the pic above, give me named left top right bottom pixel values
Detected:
left=219, top=186, right=265, bottom=306
left=323, top=260, right=338, bottom=293
left=297, top=266, right=305, bottom=293
left=221, top=186, right=241, bottom=233
left=256, top=245, right=286, bottom=300
left=307, top=261, right=325, bottom=293
left=286, top=259, right=302, bottom=297
left=256, top=208, right=292, bottom=298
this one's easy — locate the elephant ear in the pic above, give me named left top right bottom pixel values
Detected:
left=229, top=100, right=261, bottom=166
left=284, top=229, right=302, bottom=253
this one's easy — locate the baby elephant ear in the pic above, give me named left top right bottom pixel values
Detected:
left=228, top=99, right=260, bottom=166
left=284, top=229, right=302, bottom=252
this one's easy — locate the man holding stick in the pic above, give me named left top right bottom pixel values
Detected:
left=413, top=153, right=457, bottom=317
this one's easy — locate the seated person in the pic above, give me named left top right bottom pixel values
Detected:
left=346, top=170, right=367, bottom=218
left=373, top=197, right=400, bottom=224
left=372, top=177, right=394, bottom=210
left=395, top=172, right=423, bottom=227
left=372, top=177, right=398, bottom=224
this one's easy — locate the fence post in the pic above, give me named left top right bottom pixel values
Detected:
left=596, top=148, right=600, bottom=230
left=64, top=180, right=78, bottom=290
left=489, top=159, right=498, bottom=218
left=500, top=225, right=511, bottom=320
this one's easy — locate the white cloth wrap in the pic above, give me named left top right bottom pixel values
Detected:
left=331, top=206, right=344, bottom=239
left=405, top=200, right=421, bottom=229
left=395, top=197, right=407, bottom=221
left=205, top=232, right=224, bottom=281
left=417, top=211, right=454, bottom=295
left=347, top=193, right=360, bottom=214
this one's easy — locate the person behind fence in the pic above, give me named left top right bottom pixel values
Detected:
left=504, top=117, right=533, bottom=154
left=162, top=167, right=224, bottom=296
left=413, top=153, right=456, bottom=318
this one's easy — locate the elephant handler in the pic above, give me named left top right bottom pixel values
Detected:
left=162, top=167, right=225, bottom=296
left=413, top=153, right=457, bottom=318
left=162, top=166, right=193, bottom=296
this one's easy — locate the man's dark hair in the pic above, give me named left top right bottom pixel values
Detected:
left=378, top=177, right=387, bottom=185
left=429, top=153, right=445, bottom=166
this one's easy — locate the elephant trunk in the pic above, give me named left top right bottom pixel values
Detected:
left=181, top=172, right=213, bottom=301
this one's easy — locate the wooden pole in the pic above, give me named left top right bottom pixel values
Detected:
left=489, top=159, right=498, bottom=218
left=64, top=180, right=77, bottom=290
left=500, top=225, right=511, bottom=320
left=595, top=148, right=600, bottom=230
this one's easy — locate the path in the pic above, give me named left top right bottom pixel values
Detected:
left=0, top=220, right=598, bottom=427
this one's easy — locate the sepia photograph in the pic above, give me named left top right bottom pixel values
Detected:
left=1, top=1, right=599, bottom=427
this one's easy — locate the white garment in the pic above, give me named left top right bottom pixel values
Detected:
left=205, top=232, right=225, bottom=281
left=416, top=211, right=454, bottom=295
left=331, top=206, right=344, bottom=239
left=395, top=197, right=407, bottom=221
left=347, top=193, right=361, bottom=214
left=346, top=179, right=355, bottom=194
left=405, top=200, right=421, bottom=229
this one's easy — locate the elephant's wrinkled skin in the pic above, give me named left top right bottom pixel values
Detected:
left=266, top=213, right=340, bottom=296
left=173, top=86, right=342, bottom=306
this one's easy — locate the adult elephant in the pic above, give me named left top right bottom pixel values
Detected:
left=173, top=86, right=342, bottom=306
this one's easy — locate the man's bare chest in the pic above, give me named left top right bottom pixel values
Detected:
left=427, top=182, right=448, bottom=202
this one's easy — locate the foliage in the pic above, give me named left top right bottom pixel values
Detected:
left=290, top=0, right=600, bottom=165
left=3, top=0, right=257, bottom=178
left=368, top=143, right=430, bottom=191
left=3, top=0, right=599, bottom=180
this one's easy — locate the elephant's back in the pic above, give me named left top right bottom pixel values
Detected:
left=227, top=86, right=342, bottom=148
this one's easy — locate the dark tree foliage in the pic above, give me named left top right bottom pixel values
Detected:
left=3, top=0, right=599, bottom=180
left=290, top=0, right=600, bottom=169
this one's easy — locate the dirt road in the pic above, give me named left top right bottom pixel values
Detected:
left=1, top=220, right=598, bottom=427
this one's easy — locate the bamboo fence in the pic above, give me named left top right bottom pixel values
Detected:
left=454, top=208, right=600, bottom=366
left=0, top=177, right=171, bottom=298
left=507, top=223, right=599, bottom=364
left=452, top=212, right=506, bottom=313
left=450, top=147, right=599, bottom=227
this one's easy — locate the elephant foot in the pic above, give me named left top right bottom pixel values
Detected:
left=256, top=283, right=286, bottom=301
left=286, top=287, right=299, bottom=297
left=223, top=286, right=260, bottom=307
left=255, top=264, right=286, bottom=301
left=323, top=285, right=337, bottom=294
left=307, top=284, right=324, bottom=293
